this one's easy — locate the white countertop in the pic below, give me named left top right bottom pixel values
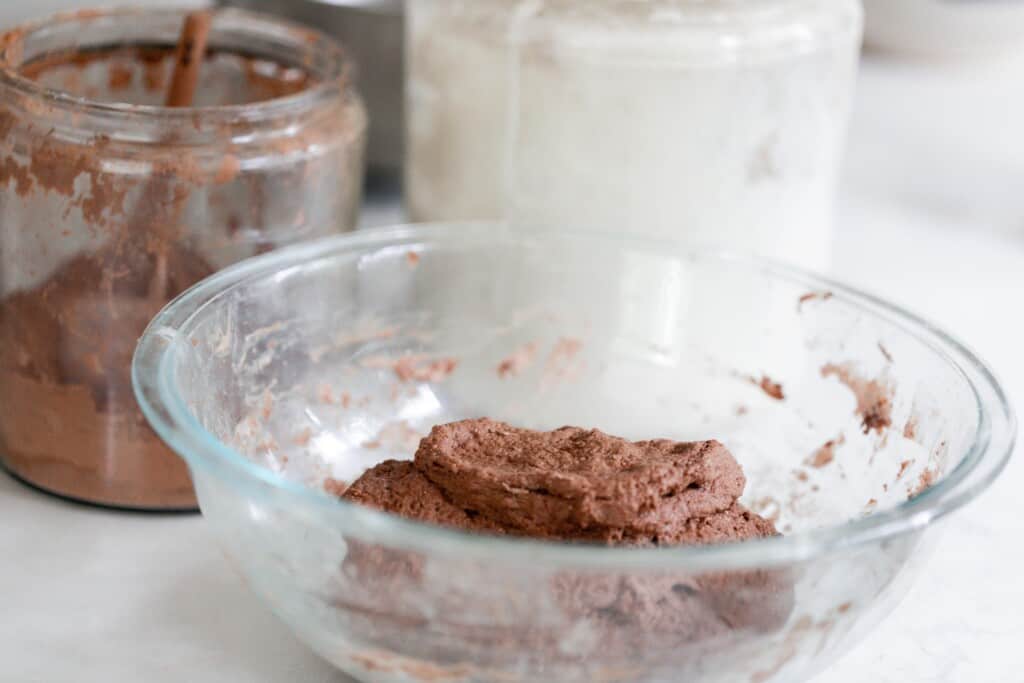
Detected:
left=4, top=43, right=1024, bottom=683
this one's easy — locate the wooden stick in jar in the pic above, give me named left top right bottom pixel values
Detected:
left=165, top=10, right=212, bottom=107
left=145, top=10, right=212, bottom=302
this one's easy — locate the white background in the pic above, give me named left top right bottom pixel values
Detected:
left=2, top=2, right=1023, bottom=681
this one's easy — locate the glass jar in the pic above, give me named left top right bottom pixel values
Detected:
left=0, top=8, right=367, bottom=509
left=405, top=0, right=863, bottom=270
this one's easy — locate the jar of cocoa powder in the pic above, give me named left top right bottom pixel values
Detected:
left=0, top=8, right=366, bottom=509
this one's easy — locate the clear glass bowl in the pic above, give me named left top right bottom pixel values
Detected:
left=134, top=224, right=1014, bottom=683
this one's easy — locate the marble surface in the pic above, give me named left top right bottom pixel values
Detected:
left=2, top=38, right=1024, bottom=683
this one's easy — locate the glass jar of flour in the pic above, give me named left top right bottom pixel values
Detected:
left=406, top=0, right=863, bottom=270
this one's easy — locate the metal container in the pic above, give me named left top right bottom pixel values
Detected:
left=221, top=0, right=403, bottom=175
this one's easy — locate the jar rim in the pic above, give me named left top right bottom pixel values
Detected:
left=0, top=7, right=355, bottom=127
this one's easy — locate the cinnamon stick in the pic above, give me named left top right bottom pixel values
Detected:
left=165, top=10, right=212, bottom=107
left=145, top=11, right=213, bottom=302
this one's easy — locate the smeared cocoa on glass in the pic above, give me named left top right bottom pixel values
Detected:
left=0, top=10, right=352, bottom=508
left=821, top=363, right=893, bottom=435
left=0, top=13, right=224, bottom=507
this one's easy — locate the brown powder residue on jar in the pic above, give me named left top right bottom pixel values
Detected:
left=0, top=247, right=213, bottom=507
left=18, top=45, right=321, bottom=108
left=243, top=56, right=313, bottom=101
left=108, top=62, right=133, bottom=91
left=821, top=363, right=893, bottom=435
left=0, top=85, right=213, bottom=507
left=0, top=12, right=363, bottom=508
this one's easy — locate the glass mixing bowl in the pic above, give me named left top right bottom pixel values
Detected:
left=134, top=224, right=1014, bottom=683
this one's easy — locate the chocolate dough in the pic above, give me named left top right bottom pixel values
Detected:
left=335, top=418, right=794, bottom=667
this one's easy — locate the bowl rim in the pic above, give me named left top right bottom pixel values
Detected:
left=133, top=223, right=1017, bottom=570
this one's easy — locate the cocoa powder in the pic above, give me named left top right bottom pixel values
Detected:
left=0, top=114, right=208, bottom=506
left=0, top=243, right=214, bottom=507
